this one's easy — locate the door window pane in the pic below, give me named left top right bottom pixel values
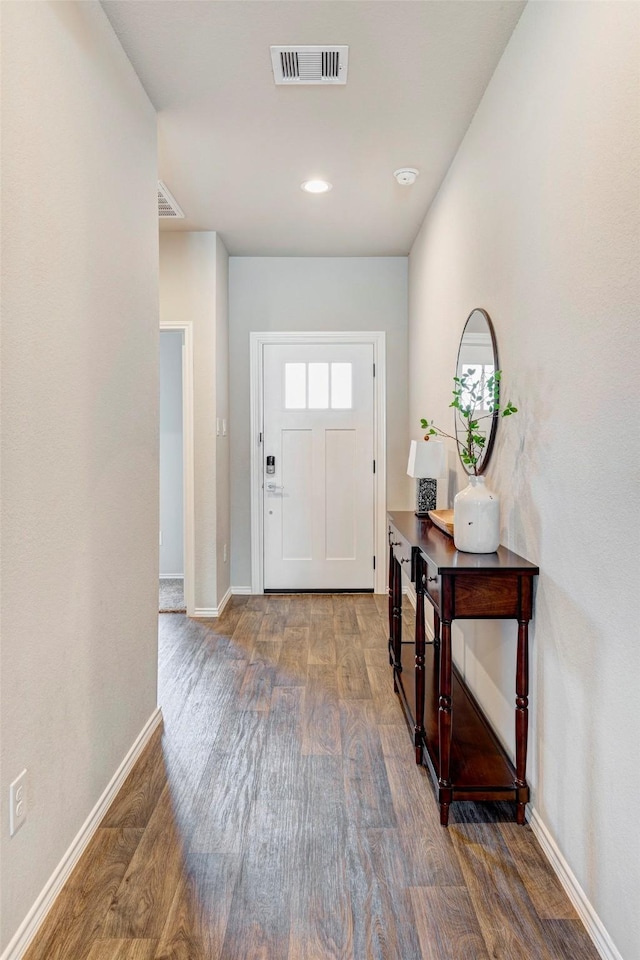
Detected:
left=285, top=360, right=353, bottom=410
left=285, top=363, right=306, bottom=409
left=331, top=363, right=352, bottom=408
left=308, top=363, right=329, bottom=409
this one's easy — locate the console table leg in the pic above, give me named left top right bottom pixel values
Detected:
left=392, top=556, right=403, bottom=673
left=515, top=618, right=530, bottom=825
left=388, top=543, right=395, bottom=666
left=388, top=546, right=403, bottom=692
left=438, top=619, right=453, bottom=826
left=414, top=564, right=426, bottom=765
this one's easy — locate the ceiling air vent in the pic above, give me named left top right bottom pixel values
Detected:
left=158, top=181, right=184, bottom=219
left=270, top=46, right=349, bottom=85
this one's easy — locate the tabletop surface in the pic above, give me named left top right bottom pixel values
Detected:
left=388, top=511, right=539, bottom=575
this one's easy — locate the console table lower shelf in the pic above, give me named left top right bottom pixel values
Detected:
left=395, top=638, right=525, bottom=817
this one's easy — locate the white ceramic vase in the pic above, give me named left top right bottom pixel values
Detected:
left=453, top=475, right=500, bottom=553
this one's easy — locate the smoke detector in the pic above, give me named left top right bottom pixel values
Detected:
left=394, top=168, right=419, bottom=186
left=271, top=46, right=349, bottom=85
left=158, top=181, right=185, bottom=218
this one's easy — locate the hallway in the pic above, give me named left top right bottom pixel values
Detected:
left=24, top=596, right=598, bottom=960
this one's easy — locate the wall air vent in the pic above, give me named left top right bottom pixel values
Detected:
left=158, top=181, right=185, bottom=219
left=270, top=46, right=349, bottom=85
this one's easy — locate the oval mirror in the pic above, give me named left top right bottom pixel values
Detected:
left=454, top=308, right=499, bottom=475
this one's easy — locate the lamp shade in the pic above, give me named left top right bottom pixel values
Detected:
left=407, top=439, right=446, bottom=479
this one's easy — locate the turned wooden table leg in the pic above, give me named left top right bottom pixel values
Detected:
left=515, top=618, right=530, bottom=825
left=414, top=564, right=426, bottom=765
left=388, top=547, right=403, bottom=693
left=388, top=543, right=395, bottom=667
left=433, top=609, right=441, bottom=646
left=392, top=557, right=403, bottom=674
left=438, top=619, right=453, bottom=826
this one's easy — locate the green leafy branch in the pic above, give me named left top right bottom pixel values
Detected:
left=420, top=368, right=517, bottom=475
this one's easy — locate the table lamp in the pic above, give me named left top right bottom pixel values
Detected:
left=407, top=439, right=446, bottom=516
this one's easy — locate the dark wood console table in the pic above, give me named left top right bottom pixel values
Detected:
left=388, top=511, right=539, bottom=826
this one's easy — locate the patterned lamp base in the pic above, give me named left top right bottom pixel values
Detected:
left=416, top=478, right=437, bottom=516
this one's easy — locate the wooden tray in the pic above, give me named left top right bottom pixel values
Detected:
left=428, top=509, right=454, bottom=537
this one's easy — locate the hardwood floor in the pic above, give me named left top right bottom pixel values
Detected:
left=24, top=596, right=599, bottom=960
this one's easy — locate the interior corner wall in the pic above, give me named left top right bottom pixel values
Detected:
left=228, top=257, right=410, bottom=591
left=0, top=1, right=158, bottom=951
left=159, top=231, right=230, bottom=612
left=408, top=3, right=639, bottom=959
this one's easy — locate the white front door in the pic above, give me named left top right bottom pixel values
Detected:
left=262, top=342, right=375, bottom=591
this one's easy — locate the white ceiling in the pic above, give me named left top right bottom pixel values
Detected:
left=102, top=1, right=525, bottom=256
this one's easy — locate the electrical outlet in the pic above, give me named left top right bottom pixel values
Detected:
left=222, top=419, right=227, bottom=437
left=216, top=418, right=221, bottom=437
left=223, top=543, right=228, bottom=563
left=10, top=770, right=27, bottom=836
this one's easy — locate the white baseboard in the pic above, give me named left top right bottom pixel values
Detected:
left=159, top=574, right=184, bottom=580
left=216, top=586, right=232, bottom=615
left=1, top=708, right=163, bottom=960
left=527, top=807, right=621, bottom=960
left=403, top=581, right=417, bottom=608
left=231, top=585, right=252, bottom=595
left=192, top=586, right=233, bottom=619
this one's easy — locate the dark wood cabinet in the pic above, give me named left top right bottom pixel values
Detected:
left=387, top=511, right=539, bottom=826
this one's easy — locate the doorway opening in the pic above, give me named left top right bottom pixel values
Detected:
left=159, top=322, right=195, bottom=614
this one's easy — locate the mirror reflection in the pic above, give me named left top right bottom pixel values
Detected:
left=455, top=309, right=499, bottom=475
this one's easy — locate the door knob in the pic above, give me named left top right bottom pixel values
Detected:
left=266, top=482, right=285, bottom=494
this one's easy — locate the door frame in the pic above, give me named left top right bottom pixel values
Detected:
left=160, top=321, right=195, bottom=616
left=249, top=331, right=386, bottom=594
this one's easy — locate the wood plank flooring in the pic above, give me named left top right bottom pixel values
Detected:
left=24, top=595, right=599, bottom=960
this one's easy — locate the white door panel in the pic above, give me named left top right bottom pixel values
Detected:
left=281, top=428, right=312, bottom=558
left=325, top=429, right=357, bottom=559
left=263, top=342, right=374, bottom=591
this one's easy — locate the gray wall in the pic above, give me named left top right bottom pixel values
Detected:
left=408, top=3, right=639, bottom=957
left=229, top=257, right=410, bottom=590
left=0, top=2, right=158, bottom=949
left=160, top=331, right=184, bottom=577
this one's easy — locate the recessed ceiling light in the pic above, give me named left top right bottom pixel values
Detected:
left=301, top=179, right=332, bottom=194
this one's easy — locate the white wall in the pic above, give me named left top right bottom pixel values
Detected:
left=0, top=1, right=158, bottom=951
left=160, top=331, right=184, bottom=577
left=229, top=257, right=409, bottom=590
left=159, top=233, right=230, bottom=612
left=408, top=3, right=639, bottom=959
